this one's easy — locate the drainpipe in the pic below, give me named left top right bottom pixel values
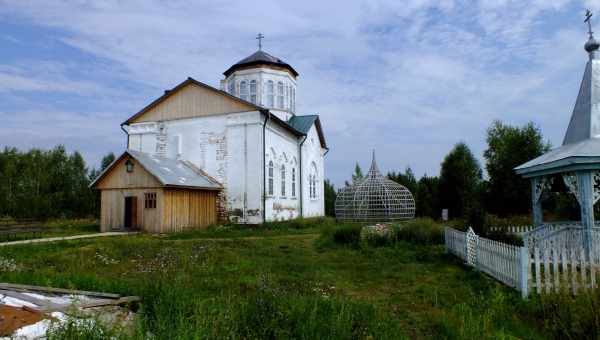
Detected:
left=262, top=110, right=271, bottom=224
left=299, top=135, right=308, bottom=217
left=120, top=124, right=129, bottom=149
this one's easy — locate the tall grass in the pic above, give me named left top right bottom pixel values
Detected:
left=395, top=218, right=444, bottom=245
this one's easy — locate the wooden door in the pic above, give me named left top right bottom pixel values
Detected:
left=124, top=196, right=138, bottom=230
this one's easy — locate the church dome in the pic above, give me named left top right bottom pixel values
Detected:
left=223, top=50, right=299, bottom=77
left=335, top=152, right=416, bottom=222
left=585, top=36, right=600, bottom=53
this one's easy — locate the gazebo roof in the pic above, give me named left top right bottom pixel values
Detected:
left=516, top=34, right=600, bottom=178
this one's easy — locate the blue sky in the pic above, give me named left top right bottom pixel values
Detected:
left=0, top=0, right=599, bottom=187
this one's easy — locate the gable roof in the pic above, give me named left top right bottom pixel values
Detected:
left=122, top=77, right=262, bottom=125
left=90, top=150, right=223, bottom=190
left=288, top=115, right=327, bottom=148
left=223, top=50, right=299, bottom=77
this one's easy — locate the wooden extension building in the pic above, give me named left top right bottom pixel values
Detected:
left=91, top=150, right=222, bottom=233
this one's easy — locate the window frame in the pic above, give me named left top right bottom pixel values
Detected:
left=144, top=192, right=157, bottom=209
left=277, top=81, right=284, bottom=108
left=249, top=80, right=257, bottom=104
left=228, top=81, right=235, bottom=95
left=280, top=165, right=286, bottom=197
left=291, top=168, right=296, bottom=198
left=267, top=80, right=274, bottom=107
left=240, top=80, right=248, bottom=101
left=268, top=160, right=274, bottom=196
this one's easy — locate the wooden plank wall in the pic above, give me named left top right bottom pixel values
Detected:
left=100, top=189, right=163, bottom=232
left=95, top=157, right=161, bottom=190
left=131, top=83, right=255, bottom=123
left=162, top=189, right=217, bottom=232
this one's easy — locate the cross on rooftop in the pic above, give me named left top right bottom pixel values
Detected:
left=586, top=9, right=594, bottom=37
left=256, top=33, right=264, bottom=50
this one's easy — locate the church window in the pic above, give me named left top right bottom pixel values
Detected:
left=250, top=80, right=257, bottom=104
left=281, top=165, right=286, bottom=197
left=240, top=81, right=248, bottom=101
left=228, top=81, right=235, bottom=95
left=291, top=168, right=296, bottom=197
left=291, top=88, right=295, bottom=112
left=277, top=81, right=284, bottom=108
left=309, top=175, right=314, bottom=199
left=267, top=80, right=274, bottom=107
left=268, top=161, right=274, bottom=196
left=285, top=85, right=289, bottom=109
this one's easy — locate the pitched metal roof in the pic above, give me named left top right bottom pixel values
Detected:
left=223, top=50, right=299, bottom=77
left=516, top=45, right=600, bottom=176
left=91, top=150, right=222, bottom=190
left=288, top=115, right=327, bottom=149
left=288, top=115, right=318, bottom=134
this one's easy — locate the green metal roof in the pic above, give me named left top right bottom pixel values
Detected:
left=288, top=115, right=318, bottom=134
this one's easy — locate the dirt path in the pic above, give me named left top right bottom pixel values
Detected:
left=0, top=232, right=138, bottom=247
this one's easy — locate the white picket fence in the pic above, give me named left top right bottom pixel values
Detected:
left=444, top=227, right=528, bottom=297
left=488, top=225, right=535, bottom=235
left=445, top=226, right=600, bottom=298
left=529, top=247, right=599, bottom=294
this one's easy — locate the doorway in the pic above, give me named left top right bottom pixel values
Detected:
left=124, top=196, right=138, bottom=230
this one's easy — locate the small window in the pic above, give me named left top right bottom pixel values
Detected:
left=281, top=165, right=286, bottom=197
left=291, top=88, right=295, bottom=112
left=267, top=80, right=274, bottom=107
left=250, top=80, right=257, bottom=104
left=240, top=81, right=248, bottom=101
left=291, top=168, right=296, bottom=197
left=228, top=81, right=235, bottom=95
left=268, top=161, right=274, bottom=196
left=144, top=192, right=157, bottom=209
left=277, top=81, right=284, bottom=108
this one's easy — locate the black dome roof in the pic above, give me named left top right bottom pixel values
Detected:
left=223, top=50, right=298, bottom=77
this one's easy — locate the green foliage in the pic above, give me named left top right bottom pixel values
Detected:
left=534, top=291, right=600, bottom=339
left=439, top=143, right=482, bottom=219
left=46, top=318, right=119, bottom=340
left=395, top=218, right=444, bottom=245
left=352, top=162, right=363, bottom=184
left=0, top=146, right=99, bottom=219
left=324, top=179, right=336, bottom=217
left=387, top=166, right=418, bottom=196
left=483, top=121, right=551, bottom=216
left=331, top=224, right=363, bottom=246
left=262, top=216, right=336, bottom=230
left=415, top=175, right=440, bottom=219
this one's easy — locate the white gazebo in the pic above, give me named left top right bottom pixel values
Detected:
left=515, top=16, right=600, bottom=257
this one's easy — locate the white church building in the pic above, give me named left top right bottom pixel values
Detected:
left=92, top=45, right=327, bottom=230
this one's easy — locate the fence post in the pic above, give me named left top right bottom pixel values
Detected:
left=519, top=246, right=529, bottom=299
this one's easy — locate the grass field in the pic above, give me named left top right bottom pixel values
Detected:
left=0, top=219, right=551, bottom=339
left=0, top=219, right=99, bottom=243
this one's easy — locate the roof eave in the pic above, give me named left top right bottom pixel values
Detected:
left=515, top=156, right=600, bottom=178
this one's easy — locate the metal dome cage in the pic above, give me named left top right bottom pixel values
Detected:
left=335, top=152, right=416, bottom=222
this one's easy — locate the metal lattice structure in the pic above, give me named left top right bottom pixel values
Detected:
left=335, top=152, right=416, bottom=222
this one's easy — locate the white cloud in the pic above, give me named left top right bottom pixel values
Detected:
left=0, top=0, right=594, bottom=185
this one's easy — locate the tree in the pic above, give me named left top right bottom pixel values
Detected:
left=439, top=143, right=482, bottom=219
left=415, top=175, right=439, bottom=218
left=324, top=179, right=336, bottom=217
left=483, top=121, right=550, bottom=216
left=387, top=167, right=418, bottom=196
left=352, top=163, right=363, bottom=184
left=100, top=152, right=116, bottom=172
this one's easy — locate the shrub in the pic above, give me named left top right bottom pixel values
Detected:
left=395, top=218, right=444, bottom=245
left=360, top=224, right=394, bottom=247
left=332, top=224, right=362, bottom=246
left=534, top=290, right=600, bottom=339
left=262, top=216, right=336, bottom=230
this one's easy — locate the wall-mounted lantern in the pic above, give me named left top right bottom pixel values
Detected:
left=125, top=159, right=134, bottom=173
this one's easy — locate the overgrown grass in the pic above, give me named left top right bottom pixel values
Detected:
left=0, top=222, right=548, bottom=339
left=395, top=218, right=444, bottom=245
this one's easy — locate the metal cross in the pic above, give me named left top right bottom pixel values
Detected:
left=256, top=33, right=264, bottom=50
left=585, top=9, right=594, bottom=37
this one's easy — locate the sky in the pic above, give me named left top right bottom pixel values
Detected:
left=1, top=0, right=600, bottom=187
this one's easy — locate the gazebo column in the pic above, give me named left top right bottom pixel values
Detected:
left=531, top=177, right=543, bottom=227
left=577, top=171, right=594, bottom=257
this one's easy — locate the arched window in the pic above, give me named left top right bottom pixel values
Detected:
left=280, top=165, right=286, bottom=197
left=240, top=81, right=248, bottom=101
left=309, top=175, right=315, bottom=199
left=249, top=80, right=257, bottom=104
left=268, top=161, right=274, bottom=196
left=228, top=81, right=235, bottom=95
left=291, top=168, right=296, bottom=197
left=277, top=81, right=284, bottom=108
left=267, top=80, right=274, bottom=107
